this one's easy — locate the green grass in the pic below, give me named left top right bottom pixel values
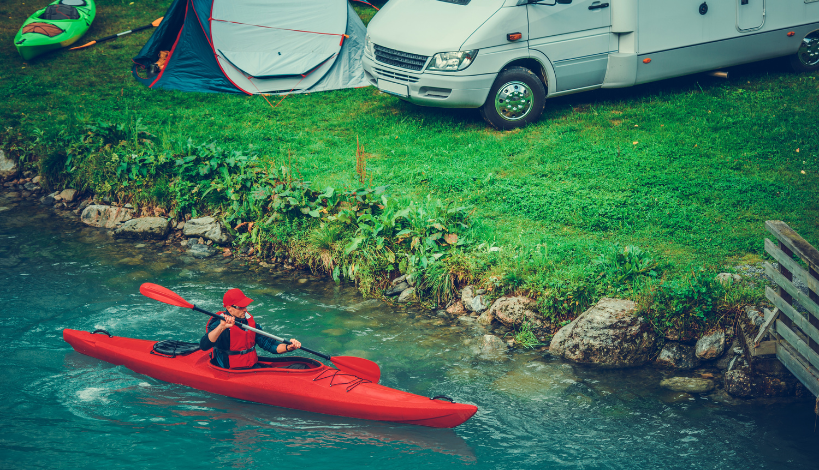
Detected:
left=3, top=1, right=818, bottom=335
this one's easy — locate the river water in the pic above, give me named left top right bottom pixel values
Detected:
left=1, top=196, right=817, bottom=469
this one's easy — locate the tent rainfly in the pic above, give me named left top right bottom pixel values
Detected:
left=132, top=0, right=369, bottom=95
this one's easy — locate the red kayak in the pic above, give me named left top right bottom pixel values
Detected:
left=63, top=329, right=477, bottom=428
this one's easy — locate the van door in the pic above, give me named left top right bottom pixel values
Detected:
left=527, top=0, right=613, bottom=92
left=737, top=0, right=765, bottom=32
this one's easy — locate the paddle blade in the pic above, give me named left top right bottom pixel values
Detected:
left=69, top=41, right=96, bottom=50
left=331, top=356, right=381, bottom=383
left=140, top=283, right=194, bottom=309
left=151, top=17, right=164, bottom=27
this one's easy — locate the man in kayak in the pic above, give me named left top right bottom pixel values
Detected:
left=200, top=288, right=302, bottom=369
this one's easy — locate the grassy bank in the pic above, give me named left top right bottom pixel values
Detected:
left=3, top=1, right=818, bottom=341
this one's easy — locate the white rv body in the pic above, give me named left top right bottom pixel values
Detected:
left=362, top=0, right=819, bottom=128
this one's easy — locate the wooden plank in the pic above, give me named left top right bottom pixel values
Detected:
left=765, top=238, right=819, bottom=294
left=764, top=262, right=819, bottom=319
left=776, top=320, right=819, bottom=373
left=766, top=288, right=819, bottom=347
left=776, top=339, right=819, bottom=397
left=754, top=306, right=779, bottom=346
left=766, top=220, right=819, bottom=273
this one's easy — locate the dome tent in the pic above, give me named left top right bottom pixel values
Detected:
left=132, top=0, right=369, bottom=95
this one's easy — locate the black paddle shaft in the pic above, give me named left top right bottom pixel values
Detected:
left=96, top=23, right=155, bottom=43
left=193, top=306, right=331, bottom=360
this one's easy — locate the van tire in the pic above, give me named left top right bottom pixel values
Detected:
left=480, top=67, right=546, bottom=131
left=788, top=30, right=819, bottom=73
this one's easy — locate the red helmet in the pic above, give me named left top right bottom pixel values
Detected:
left=223, top=288, right=253, bottom=308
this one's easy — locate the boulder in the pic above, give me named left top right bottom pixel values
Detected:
left=490, top=296, right=542, bottom=328
left=80, top=205, right=134, bottom=228
left=655, top=342, right=700, bottom=369
left=660, top=377, right=715, bottom=394
left=477, top=334, right=508, bottom=360
left=58, top=189, right=78, bottom=202
left=385, top=281, right=409, bottom=296
left=397, top=287, right=416, bottom=303
left=187, top=244, right=214, bottom=258
left=446, top=301, right=466, bottom=315
left=549, top=298, right=657, bottom=368
left=724, top=370, right=754, bottom=398
left=695, top=330, right=726, bottom=360
left=476, top=309, right=494, bottom=326
left=183, top=216, right=230, bottom=244
left=114, top=217, right=171, bottom=240
left=0, top=150, right=17, bottom=179
left=716, top=273, right=741, bottom=286
left=461, top=286, right=488, bottom=313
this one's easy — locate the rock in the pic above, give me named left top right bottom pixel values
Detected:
left=715, top=339, right=742, bottom=370
left=0, top=150, right=17, bottom=179
left=489, top=296, right=542, bottom=328
left=550, top=298, right=657, bottom=368
left=724, top=370, right=754, bottom=397
left=477, top=334, right=508, bottom=360
left=476, top=309, right=494, bottom=326
left=58, top=189, right=77, bottom=202
left=695, top=330, right=726, bottom=360
left=114, top=217, right=171, bottom=240
left=39, top=194, right=56, bottom=206
left=655, top=342, right=700, bottom=369
left=81, top=205, right=134, bottom=228
left=446, top=301, right=466, bottom=315
left=745, top=306, right=765, bottom=327
left=397, top=287, right=416, bottom=303
left=23, top=182, right=40, bottom=191
left=490, top=361, right=577, bottom=398
left=6, top=192, right=20, bottom=199
left=461, top=286, right=488, bottom=313
left=176, top=221, right=185, bottom=231
left=187, top=244, right=214, bottom=258
left=32, top=175, right=41, bottom=184
left=660, top=377, right=715, bottom=394
left=183, top=216, right=230, bottom=244
left=716, top=273, right=742, bottom=285
left=391, top=274, right=407, bottom=286
left=385, top=281, right=409, bottom=296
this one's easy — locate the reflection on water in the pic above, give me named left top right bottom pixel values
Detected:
left=1, top=195, right=818, bottom=469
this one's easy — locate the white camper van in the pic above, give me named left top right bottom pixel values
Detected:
left=362, top=0, right=819, bottom=129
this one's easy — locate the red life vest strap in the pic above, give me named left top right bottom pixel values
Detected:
left=215, top=346, right=256, bottom=356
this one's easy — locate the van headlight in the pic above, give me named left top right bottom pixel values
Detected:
left=426, top=50, right=478, bottom=72
left=365, top=35, right=375, bottom=57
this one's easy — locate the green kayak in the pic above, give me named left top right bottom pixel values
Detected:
left=14, top=0, right=96, bottom=61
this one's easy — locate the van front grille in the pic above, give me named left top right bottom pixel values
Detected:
left=374, top=44, right=428, bottom=71
left=375, top=67, right=420, bottom=83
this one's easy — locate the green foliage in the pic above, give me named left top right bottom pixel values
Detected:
left=638, top=267, right=727, bottom=333
left=514, top=321, right=545, bottom=349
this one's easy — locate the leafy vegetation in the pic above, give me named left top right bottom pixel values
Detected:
left=2, top=1, right=817, bottom=339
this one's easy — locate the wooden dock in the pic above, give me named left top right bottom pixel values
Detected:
left=757, top=221, right=819, bottom=413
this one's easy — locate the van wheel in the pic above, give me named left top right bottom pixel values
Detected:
left=789, top=30, right=819, bottom=73
left=480, top=67, right=546, bottom=130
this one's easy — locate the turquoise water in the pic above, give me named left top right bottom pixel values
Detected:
left=1, top=197, right=817, bottom=469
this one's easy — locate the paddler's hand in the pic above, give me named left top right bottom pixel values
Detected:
left=285, top=339, right=301, bottom=352
left=220, top=315, right=236, bottom=329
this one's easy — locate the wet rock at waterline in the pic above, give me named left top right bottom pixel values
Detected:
left=695, top=329, right=726, bottom=360
left=397, top=287, right=416, bottom=303
left=660, top=377, right=715, bottom=394
left=187, top=243, right=215, bottom=258
left=385, top=280, right=409, bottom=296
left=58, top=189, right=78, bottom=202
left=81, top=205, right=134, bottom=228
left=446, top=301, right=466, bottom=316
left=0, top=150, right=16, bottom=179
left=183, top=216, right=230, bottom=244
left=549, top=298, right=657, bottom=368
left=655, top=342, right=700, bottom=370
left=114, top=217, right=171, bottom=240
left=476, top=309, right=494, bottom=326
left=489, top=296, right=542, bottom=329
left=461, top=286, right=488, bottom=313
left=474, top=334, right=509, bottom=361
